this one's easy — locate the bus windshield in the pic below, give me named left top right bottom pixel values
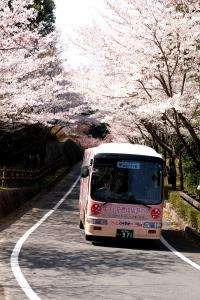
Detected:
left=91, top=156, right=163, bottom=205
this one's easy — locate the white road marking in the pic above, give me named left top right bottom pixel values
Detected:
left=10, top=176, right=80, bottom=300
left=10, top=176, right=200, bottom=300
left=160, top=235, right=200, bottom=271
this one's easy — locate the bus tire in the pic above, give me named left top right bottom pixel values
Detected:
left=85, top=234, right=91, bottom=241
left=79, top=220, right=84, bottom=229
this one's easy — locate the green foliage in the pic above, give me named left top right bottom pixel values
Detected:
left=182, top=153, right=200, bottom=195
left=190, top=210, right=200, bottom=229
left=168, top=190, right=200, bottom=232
left=7, top=0, right=55, bottom=34
left=32, top=0, right=56, bottom=34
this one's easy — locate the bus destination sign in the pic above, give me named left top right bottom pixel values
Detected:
left=117, top=161, right=140, bottom=169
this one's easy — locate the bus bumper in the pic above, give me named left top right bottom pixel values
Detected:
left=84, top=223, right=162, bottom=240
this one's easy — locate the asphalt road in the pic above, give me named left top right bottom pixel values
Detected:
left=0, top=163, right=199, bottom=300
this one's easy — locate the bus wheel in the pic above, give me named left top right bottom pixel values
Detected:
left=79, top=220, right=84, bottom=229
left=85, top=234, right=91, bottom=241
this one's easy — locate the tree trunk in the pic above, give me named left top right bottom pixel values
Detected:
left=178, top=148, right=184, bottom=191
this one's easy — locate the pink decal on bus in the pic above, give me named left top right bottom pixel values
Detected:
left=91, top=203, right=102, bottom=215
left=151, top=208, right=161, bottom=219
left=101, top=204, right=148, bottom=218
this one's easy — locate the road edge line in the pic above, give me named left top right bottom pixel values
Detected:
left=160, top=235, right=200, bottom=271
left=10, top=176, right=80, bottom=300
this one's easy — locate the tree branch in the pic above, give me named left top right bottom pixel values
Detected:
left=137, top=80, right=152, bottom=99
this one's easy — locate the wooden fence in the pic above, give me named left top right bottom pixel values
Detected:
left=0, top=159, right=63, bottom=186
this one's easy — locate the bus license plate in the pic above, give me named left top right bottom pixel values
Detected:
left=116, top=229, right=133, bottom=239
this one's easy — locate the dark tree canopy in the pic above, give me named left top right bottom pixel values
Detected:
left=32, top=0, right=56, bottom=34
left=88, top=123, right=110, bottom=139
left=0, top=123, right=54, bottom=168
left=6, top=0, right=55, bottom=34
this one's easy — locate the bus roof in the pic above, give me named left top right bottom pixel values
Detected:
left=92, top=143, right=162, bottom=159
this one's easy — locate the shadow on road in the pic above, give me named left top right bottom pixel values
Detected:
left=90, top=228, right=200, bottom=253
left=91, top=237, right=163, bottom=251
left=18, top=243, right=176, bottom=275
left=0, top=285, right=6, bottom=300
left=1, top=166, right=199, bottom=282
left=162, top=229, right=200, bottom=253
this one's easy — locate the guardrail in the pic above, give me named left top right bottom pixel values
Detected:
left=0, top=159, right=63, bottom=186
left=179, top=191, right=200, bottom=211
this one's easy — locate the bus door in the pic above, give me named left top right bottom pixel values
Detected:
left=79, top=151, right=93, bottom=226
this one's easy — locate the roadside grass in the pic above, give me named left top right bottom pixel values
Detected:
left=165, top=178, right=200, bottom=233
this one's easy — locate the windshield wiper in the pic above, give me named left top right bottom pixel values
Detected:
left=132, top=201, right=151, bottom=209
left=102, top=196, right=114, bottom=205
left=142, top=204, right=151, bottom=209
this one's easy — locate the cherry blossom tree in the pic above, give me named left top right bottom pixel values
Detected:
left=0, top=0, right=91, bottom=169
left=0, top=0, right=38, bottom=51
left=0, top=0, right=89, bottom=128
left=1, top=0, right=199, bottom=177
left=69, top=0, right=200, bottom=174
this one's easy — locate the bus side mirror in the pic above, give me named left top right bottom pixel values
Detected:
left=81, top=166, right=89, bottom=178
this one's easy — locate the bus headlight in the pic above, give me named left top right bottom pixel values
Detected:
left=87, top=218, right=108, bottom=225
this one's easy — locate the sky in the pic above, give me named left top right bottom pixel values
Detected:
left=54, top=0, right=106, bottom=68
left=55, top=0, right=105, bottom=30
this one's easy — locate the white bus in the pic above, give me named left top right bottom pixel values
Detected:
left=79, top=143, right=164, bottom=241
